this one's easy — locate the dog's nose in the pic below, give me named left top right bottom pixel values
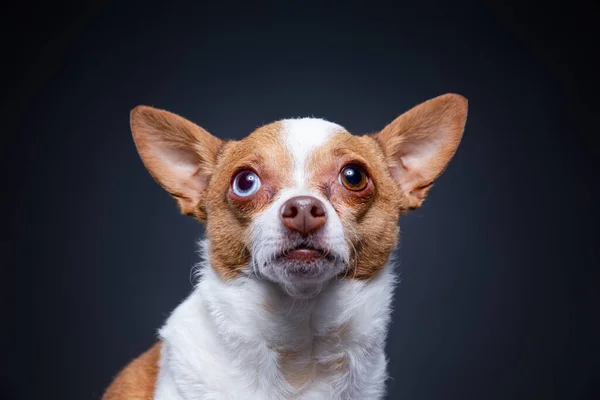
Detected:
left=280, top=196, right=327, bottom=235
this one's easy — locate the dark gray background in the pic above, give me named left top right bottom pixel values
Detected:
left=3, top=1, right=599, bottom=399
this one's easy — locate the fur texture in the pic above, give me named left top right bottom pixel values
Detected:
left=153, top=240, right=396, bottom=400
left=103, top=342, right=162, bottom=400
left=103, top=93, right=468, bottom=399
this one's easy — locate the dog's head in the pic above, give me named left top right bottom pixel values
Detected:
left=131, top=94, right=467, bottom=296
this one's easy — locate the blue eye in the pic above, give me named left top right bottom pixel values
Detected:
left=232, top=170, right=261, bottom=197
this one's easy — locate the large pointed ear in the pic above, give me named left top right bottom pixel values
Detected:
left=372, top=93, right=468, bottom=210
left=130, top=106, right=225, bottom=220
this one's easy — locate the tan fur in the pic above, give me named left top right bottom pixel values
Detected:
left=278, top=347, right=315, bottom=388
left=127, top=95, right=466, bottom=281
left=109, top=95, right=467, bottom=395
left=130, top=106, right=225, bottom=220
left=373, top=93, right=468, bottom=209
left=204, top=121, right=294, bottom=279
left=103, top=342, right=162, bottom=400
left=306, top=133, right=403, bottom=279
left=262, top=299, right=276, bottom=314
left=277, top=323, right=352, bottom=388
left=130, top=112, right=295, bottom=280
left=321, top=355, right=347, bottom=373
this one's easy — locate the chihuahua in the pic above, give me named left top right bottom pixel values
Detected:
left=103, top=94, right=468, bottom=400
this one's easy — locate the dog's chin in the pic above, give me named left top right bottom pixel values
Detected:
left=258, top=247, right=346, bottom=298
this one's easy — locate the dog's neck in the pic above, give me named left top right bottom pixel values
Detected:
left=195, top=239, right=395, bottom=346
left=157, top=239, right=396, bottom=398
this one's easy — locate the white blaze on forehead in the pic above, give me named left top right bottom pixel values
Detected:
left=281, top=118, right=345, bottom=187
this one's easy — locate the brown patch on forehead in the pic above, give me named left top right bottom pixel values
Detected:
left=204, top=121, right=293, bottom=279
left=306, top=132, right=405, bottom=280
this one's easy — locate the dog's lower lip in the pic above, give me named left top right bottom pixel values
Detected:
left=285, top=248, right=324, bottom=262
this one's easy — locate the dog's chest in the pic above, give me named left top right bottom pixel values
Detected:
left=259, top=312, right=360, bottom=395
left=158, top=312, right=380, bottom=399
left=154, top=267, right=393, bottom=400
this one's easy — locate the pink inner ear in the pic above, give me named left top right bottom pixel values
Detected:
left=160, top=145, right=201, bottom=179
left=375, top=93, right=468, bottom=207
left=389, top=153, right=425, bottom=195
left=130, top=106, right=225, bottom=219
left=396, top=138, right=442, bottom=182
left=148, top=142, right=209, bottom=201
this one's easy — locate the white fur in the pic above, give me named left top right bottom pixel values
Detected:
left=249, top=187, right=350, bottom=298
left=247, top=119, right=349, bottom=297
left=155, top=240, right=396, bottom=400
left=281, top=118, right=345, bottom=188
left=153, top=118, right=396, bottom=399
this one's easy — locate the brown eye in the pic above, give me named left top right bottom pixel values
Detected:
left=339, top=164, right=368, bottom=191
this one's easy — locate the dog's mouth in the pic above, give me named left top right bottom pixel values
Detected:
left=262, top=241, right=344, bottom=282
left=278, top=243, right=334, bottom=264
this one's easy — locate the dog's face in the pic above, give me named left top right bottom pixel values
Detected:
left=130, top=94, right=467, bottom=296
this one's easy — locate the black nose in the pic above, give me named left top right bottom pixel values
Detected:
left=280, top=196, right=327, bottom=235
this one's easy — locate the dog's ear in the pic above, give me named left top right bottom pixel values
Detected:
left=130, top=106, right=225, bottom=220
left=372, top=93, right=468, bottom=210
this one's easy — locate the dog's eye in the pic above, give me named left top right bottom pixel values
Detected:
left=232, top=170, right=261, bottom=197
left=339, top=164, right=368, bottom=191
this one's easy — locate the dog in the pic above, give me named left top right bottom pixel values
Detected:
left=102, top=93, right=468, bottom=400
